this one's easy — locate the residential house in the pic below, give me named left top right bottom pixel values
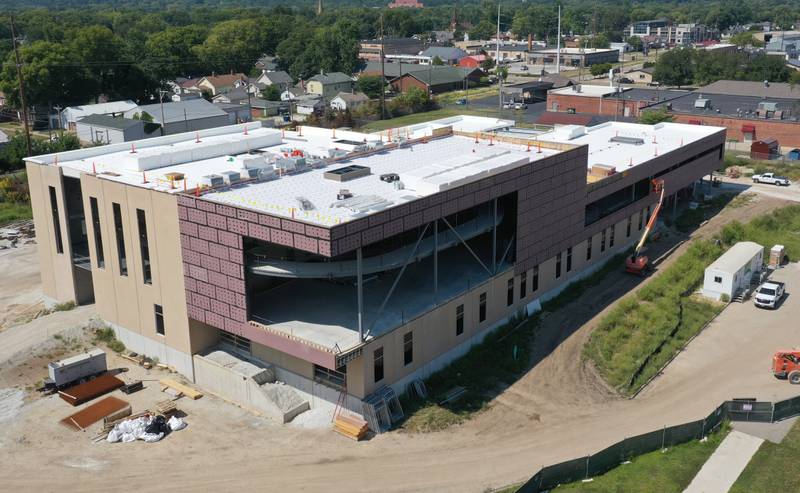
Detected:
left=214, top=102, right=252, bottom=125
left=420, top=46, right=468, bottom=65
left=212, top=87, right=251, bottom=104
left=247, top=99, right=289, bottom=118
left=281, top=84, right=308, bottom=101
left=75, top=114, right=158, bottom=144
left=388, top=0, right=423, bottom=9
left=390, top=66, right=483, bottom=94
left=124, top=99, right=229, bottom=135
left=294, top=95, right=325, bottom=116
left=255, top=55, right=278, bottom=72
left=306, top=73, right=354, bottom=100
left=255, top=71, right=293, bottom=89
left=60, top=100, right=138, bottom=131
left=196, top=73, right=248, bottom=96
left=625, top=67, right=656, bottom=85
left=330, top=92, right=370, bottom=111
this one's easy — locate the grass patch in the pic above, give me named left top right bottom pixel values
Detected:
left=93, top=326, right=125, bottom=353
left=436, top=86, right=499, bottom=105
left=672, top=194, right=734, bottom=233
left=0, top=201, right=32, bottom=226
left=52, top=301, right=76, bottom=312
left=552, top=424, right=730, bottom=492
left=729, top=418, right=800, bottom=492
left=400, top=256, right=626, bottom=433
left=588, top=204, right=800, bottom=395
left=724, top=152, right=800, bottom=181
left=358, top=107, right=508, bottom=132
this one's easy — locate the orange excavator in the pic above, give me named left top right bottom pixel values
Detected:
left=773, top=351, right=800, bottom=384
left=625, top=179, right=665, bottom=275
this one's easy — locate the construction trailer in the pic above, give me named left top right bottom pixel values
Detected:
left=702, top=241, right=764, bottom=301
left=25, top=116, right=726, bottom=429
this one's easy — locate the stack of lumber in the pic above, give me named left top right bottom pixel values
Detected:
left=159, top=378, right=203, bottom=400
left=155, top=399, right=178, bottom=416
left=333, top=414, right=368, bottom=441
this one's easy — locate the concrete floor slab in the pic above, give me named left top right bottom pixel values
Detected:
left=683, top=430, right=764, bottom=493
left=732, top=416, right=798, bottom=444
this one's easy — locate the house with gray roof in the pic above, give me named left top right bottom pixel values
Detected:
left=330, top=92, right=370, bottom=111
left=255, top=70, right=293, bottom=88
left=123, top=99, right=229, bottom=136
left=75, top=114, right=160, bottom=144
left=420, top=46, right=469, bottom=65
left=389, top=66, right=483, bottom=94
left=307, top=72, right=354, bottom=99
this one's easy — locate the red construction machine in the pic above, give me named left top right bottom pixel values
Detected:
left=773, top=351, right=800, bottom=384
left=625, top=179, right=665, bottom=275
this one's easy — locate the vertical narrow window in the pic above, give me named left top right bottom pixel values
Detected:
left=112, top=203, right=127, bottom=276
left=555, top=252, right=562, bottom=278
left=638, top=210, right=644, bottom=230
left=626, top=217, right=632, bottom=238
left=601, top=229, right=607, bottom=252
left=586, top=236, right=593, bottom=261
left=566, top=247, right=573, bottom=272
left=136, top=209, right=152, bottom=285
left=48, top=186, right=64, bottom=254
left=154, top=304, right=165, bottom=335
left=609, top=226, right=615, bottom=248
left=479, top=292, right=487, bottom=323
left=506, top=278, right=514, bottom=306
left=373, top=347, right=384, bottom=382
left=456, top=304, right=464, bottom=336
left=403, top=332, right=413, bottom=366
left=90, top=197, right=104, bottom=268
left=520, top=272, right=527, bottom=299
left=533, top=264, right=539, bottom=291
left=646, top=205, right=652, bottom=223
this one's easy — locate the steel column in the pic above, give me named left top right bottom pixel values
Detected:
left=492, top=198, right=498, bottom=274
left=442, top=217, right=492, bottom=276
left=357, top=247, right=364, bottom=342
left=433, top=219, right=438, bottom=302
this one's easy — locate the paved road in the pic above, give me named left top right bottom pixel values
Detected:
left=443, top=95, right=547, bottom=125
left=718, top=177, right=800, bottom=203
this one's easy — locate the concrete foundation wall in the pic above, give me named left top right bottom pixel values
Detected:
left=109, top=321, right=194, bottom=379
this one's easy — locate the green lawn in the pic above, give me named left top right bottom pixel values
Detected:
left=436, top=86, right=499, bottom=105
left=358, top=107, right=507, bottom=133
left=551, top=425, right=729, bottom=493
left=729, top=419, right=800, bottom=492
left=0, top=201, right=32, bottom=225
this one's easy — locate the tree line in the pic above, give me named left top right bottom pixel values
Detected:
left=1, top=0, right=799, bottom=112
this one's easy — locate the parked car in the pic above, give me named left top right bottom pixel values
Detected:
left=617, top=77, right=634, bottom=84
left=752, top=173, right=791, bottom=186
left=520, top=65, right=529, bottom=71
left=514, top=102, right=527, bottom=110
left=455, top=98, right=467, bottom=105
left=754, top=281, right=785, bottom=309
left=502, top=102, right=512, bottom=109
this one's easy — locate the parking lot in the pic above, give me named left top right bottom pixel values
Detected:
left=444, top=95, right=547, bottom=124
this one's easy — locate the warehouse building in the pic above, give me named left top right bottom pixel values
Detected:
left=25, top=116, right=726, bottom=427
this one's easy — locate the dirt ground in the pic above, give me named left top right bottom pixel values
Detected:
left=0, top=192, right=797, bottom=492
left=0, top=244, right=46, bottom=331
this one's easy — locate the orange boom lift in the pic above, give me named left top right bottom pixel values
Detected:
left=625, top=179, right=665, bottom=275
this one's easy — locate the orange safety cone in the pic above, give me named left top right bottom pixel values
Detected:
left=142, top=171, right=148, bottom=184
left=92, top=162, right=96, bottom=174
left=131, top=143, right=136, bottom=154
left=475, top=132, right=479, bottom=144
left=537, top=142, right=542, bottom=154
left=332, top=127, right=336, bottom=138
left=183, top=178, right=187, bottom=191
left=244, top=125, right=248, bottom=135
left=195, top=132, right=201, bottom=143
left=195, top=184, right=200, bottom=197
left=526, top=142, right=531, bottom=152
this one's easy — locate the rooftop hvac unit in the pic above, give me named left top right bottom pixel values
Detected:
left=337, top=189, right=353, bottom=200
left=220, top=171, right=241, bottom=185
left=694, top=97, right=710, bottom=109
left=200, top=174, right=224, bottom=187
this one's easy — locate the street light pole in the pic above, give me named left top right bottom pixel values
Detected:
left=10, top=16, right=32, bottom=157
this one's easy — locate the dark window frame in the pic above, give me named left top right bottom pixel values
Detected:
left=533, top=264, right=539, bottom=292
left=136, top=209, right=152, bottom=285
left=609, top=226, right=615, bottom=248
left=403, top=332, right=413, bottom=366
left=555, top=252, right=562, bottom=279
left=479, top=292, right=487, bottom=323
left=626, top=216, right=632, bottom=237
left=586, top=236, right=593, bottom=261
left=456, top=304, right=464, bottom=336
left=566, top=247, right=573, bottom=272
left=373, top=347, right=384, bottom=383
left=506, top=278, right=514, bottom=306
left=520, top=272, right=527, bottom=299
left=601, top=229, right=607, bottom=253
left=89, top=197, right=105, bottom=268
left=154, top=304, right=165, bottom=335
left=112, top=203, right=128, bottom=276
left=48, top=186, right=64, bottom=254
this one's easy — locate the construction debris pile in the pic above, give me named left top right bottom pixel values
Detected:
left=0, top=220, right=35, bottom=250
left=106, top=414, right=187, bottom=443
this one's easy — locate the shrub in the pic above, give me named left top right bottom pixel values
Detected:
left=720, top=294, right=730, bottom=303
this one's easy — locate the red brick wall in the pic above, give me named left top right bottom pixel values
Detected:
left=546, top=93, right=646, bottom=118
left=390, top=75, right=428, bottom=93
left=670, top=114, right=800, bottom=148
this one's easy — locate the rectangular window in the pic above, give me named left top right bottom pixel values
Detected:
left=638, top=210, right=644, bottom=230
left=219, top=331, right=251, bottom=354
left=507, top=278, right=514, bottom=306
left=314, top=364, right=346, bottom=390
left=136, top=209, right=152, bottom=285
left=403, top=332, right=413, bottom=366
left=646, top=205, right=652, bottom=224
left=112, top=203, right=127, bottom=276
left=609, top=226, right=615, bottom=248
left=586, top=236, right=593, bottom=261
left=90, top=197, right=105, bottom=268
left=48, top=186, right=64, bottom=254
left=566, top=247, right=573, bottom=272
left=479, top=292, right=487, bottom=323
left=601, top=229, right=607, bottom=252
left=456, top=304, right=464, bottom=336
left=714, top=276, right=722, bottom=283
left=154, top=304, right=165, bottom=335
left=555, top=252, right=562, bottom=278
left=533, top=264, right=539, bottom=291
left=627, top=216, right=632, bottom=238
left=520, top=272, right=527, bottom=299
left=373, top=347, right=384, bottom=382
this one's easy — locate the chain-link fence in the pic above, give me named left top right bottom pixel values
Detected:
left=517, top=396, right=800, bottom=493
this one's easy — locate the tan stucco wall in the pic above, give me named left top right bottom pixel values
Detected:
left=26, top=162, right=77, bottom=303
left=80, top=174, right=192, bottom=354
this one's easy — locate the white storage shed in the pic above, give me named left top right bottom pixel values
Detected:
left=702, top=241, right=764, bottom=301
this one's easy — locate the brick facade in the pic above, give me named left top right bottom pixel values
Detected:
left=546, top=93, right=647, bottom=118
left=670, top=114, right=800, bottom=149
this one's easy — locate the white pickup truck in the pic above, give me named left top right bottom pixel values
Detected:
left=754, top=281, right=785, bottom=309
left=752, top=173, right=791, bottom=186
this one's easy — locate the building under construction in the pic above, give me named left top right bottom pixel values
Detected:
left=25, top=115, right=725, bottom=429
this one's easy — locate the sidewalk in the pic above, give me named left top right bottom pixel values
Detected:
left=683, top=430, right=763, bottom=493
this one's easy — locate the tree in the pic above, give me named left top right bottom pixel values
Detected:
left=590, top=63, right=613, bottom=77
left=356, top=75, right=383, bottom=99
left=638, top=108, right=673, bottom=125
left=481, top=57, right=495, bottom=71
left=497, top=66, right=508, bottom=81
left=261, top=84, right=281, bottom=101
left=391, top=86, right=431, bottom=114
left=195, top=19, right=265, bottom=74
left=142, top=25, right=207, bottom=81
left=432, top=56, right=444, bottom=66
left=627, top=36, right=644, bottom=52
left=468, top=20, right=495, bottom=41
left=729, top=32, right=764, bottom=48
left=653, top=48, right=694, bottom=87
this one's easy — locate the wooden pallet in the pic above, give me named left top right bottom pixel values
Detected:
left=155, top=399, right=178, bottom=416
left=159, top=378, right=203, bottom=400
left=333, top=414, right=368, bottom=441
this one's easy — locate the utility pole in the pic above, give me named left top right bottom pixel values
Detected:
left=556, top=5, right=562, bottom=74
left=10, top=16, right=32, bottom=157
left=379, top=13, right=387, bottom=120
left=497, top=3, right=502, bottom=110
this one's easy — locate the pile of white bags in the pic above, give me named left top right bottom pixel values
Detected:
left=106, top=414, right=187, bottom=444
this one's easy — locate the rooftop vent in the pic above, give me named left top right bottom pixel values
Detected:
left=296, top=197, right=315, bottom=211
left=200, top=174, right=223, bottom=187
left=609, top=136, right=645, bottom=145
left=694, top=97, right=710, bottom=109
left=324, top=165, right=371, bottom=182
left=220, top=170, right=241, bottom=185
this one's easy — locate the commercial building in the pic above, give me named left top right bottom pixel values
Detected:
left=123, top=99, right=232, bottom=136
left=545, top=85, right=688, bottom=119
left=359, top=38, right=426, bottom=62
left=529, top=48, right=619, bottom=67
left=75, top=114, right=158, bottom=145
left=60, top=101, right=138, bottom=132
left=627, top=20, right=718, bottom=46
left=26, top=115, right=726, bottom=428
